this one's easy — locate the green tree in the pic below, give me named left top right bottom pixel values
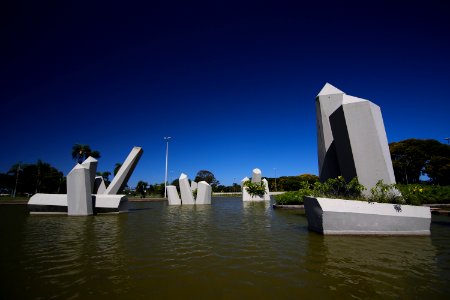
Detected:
left=71, top=144, right=101, bottom=164
left=194, top=170, right=219, bottom=188
left=136, top=181, right=148, bottom=198
left=7, top=161, right=64, bottom=195
left=389, top=139, right=450, bottom=184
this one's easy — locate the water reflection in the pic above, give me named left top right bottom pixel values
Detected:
left=305, top=232, right=441, bottom=298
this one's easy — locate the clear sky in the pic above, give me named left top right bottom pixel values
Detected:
left=1, top=0, right=449, bottom=187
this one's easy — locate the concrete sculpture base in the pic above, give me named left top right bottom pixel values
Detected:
left=28, top=194, right=128, bottom=214
left=304, top=197, right=431, bottom=235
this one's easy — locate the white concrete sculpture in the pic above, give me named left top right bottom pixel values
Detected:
left=28, top=147, right=143, bottom=215
left=104, top=146, right=143, bottom=194
left=167, top=185, right=181, bottom=205
left=179, top=173, right=195, bottom=205
left=241, top=169, right=270, bottom=201
left=196, top=181, right=212, bottom=205
left=316, top=83, right=396, bottom=194
left=251, top=168, right=262, bottom=183
left=93, top=176, right=107, bottom=194
left=191, top=181, right=198, bottom=191
left=67, top=164, right=93, bottom=216
left=304, top=196, right=431, bottom=235
left=81, top=156, right=98, bottom=193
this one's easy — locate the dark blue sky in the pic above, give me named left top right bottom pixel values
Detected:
left=1, top=0, right=449, bottom=186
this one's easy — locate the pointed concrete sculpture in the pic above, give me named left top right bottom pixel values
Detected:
left=28, top=146, right=143, bottom=215
left=316, top=83, right=396, bottom=194
left=67, top=164, right=93, bottom=216
left=191, top=181, right=198, bottom=191
left=167, top=185, right=182, bottom=205
left=251, top=168, right=262, bottom=183
left=81, top=156, right=98, bottom=193
left=196, top=181, right=212, bottom=205
left=179, top=173, right=195, bottom=205
left=105, top=146, right=143, bottom=194
left=93, top=176, right=107, bottom=194
left=242, top=169, right=270, bottom=201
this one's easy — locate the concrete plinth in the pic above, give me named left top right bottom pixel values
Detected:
left=304, top=197, right=431, bottom=235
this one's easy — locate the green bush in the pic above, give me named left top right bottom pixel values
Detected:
left=275, top=177, right=365, bottom=205
left=274, top=177, right=450, bottom=206
left=243, top=180, right=266, bottom=197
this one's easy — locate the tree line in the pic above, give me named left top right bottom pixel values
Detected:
left=1, top=139, right=449, bottom=197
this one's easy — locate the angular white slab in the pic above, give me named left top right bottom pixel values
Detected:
left=191, top=181, right=198, bottom=191
left=28, top=193, right=128, bottom=214
left=67, top=164, right=93, bottom=216
left=94, top=194, right=128, bottom=213
left=81, top=156, right=98, bottom=193
left=315, top=83, right=345, bottom=181
left=316, top=83, right=396, bottom=194
left=28, top=194, right=68, bottom=214
left=105, top=146, right=143, bottom=194
left=252, top=168, right=262, bottom=183
left=196, top=181, right=211, bottom=205
left=330, top=100, right=396, bottom=195
left=167, top=185, right=181, bottom=205
left=304, top=197, right=431, bottom=235
left=94, top=176, right=106, bottom=194
left=179, top=173, right=195, bottom=205
left=261, top=178, right=271, bottom=201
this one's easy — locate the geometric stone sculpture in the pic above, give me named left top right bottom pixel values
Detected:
left=167, top=174, right=212, bottom=205
left=316, top=83, right=396, bottom=195
left=104, top=146, right=143, bottom=194
left=304, top=196, right=431, bottom=235
left=190, top=181, right=198, bottom=191
left=93, top=176, right=107, bottom=194
left=67, top=163, right=93, bottom=216
left=196, top=181, right=212, bottom=205
left=241, top=168, right=270, bottom=201
left=179, top=173, right=195, bottom=205
left=167, top=185, right=181, bottom=205
left=28, top=147, right=143, bottom=215
left=81, top=156, right=98, bottom=193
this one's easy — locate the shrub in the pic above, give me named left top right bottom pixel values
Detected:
left=243, top=180, right=266, bottom=198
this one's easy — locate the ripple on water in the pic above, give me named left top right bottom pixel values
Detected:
left=1, top=198, right=449, bottom=299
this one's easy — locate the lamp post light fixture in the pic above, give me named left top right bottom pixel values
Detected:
left=164, top=136, right=171, bottom=198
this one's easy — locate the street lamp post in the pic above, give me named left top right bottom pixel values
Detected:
left=164, top=137, right=171, bottom=198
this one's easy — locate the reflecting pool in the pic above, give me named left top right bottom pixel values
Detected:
left=1, top=197, right=449, bottom=299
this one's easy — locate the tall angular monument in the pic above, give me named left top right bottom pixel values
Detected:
left=316, top=83, right=396, bottom=194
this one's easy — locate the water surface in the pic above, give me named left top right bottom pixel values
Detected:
left=1, top=197, right=449, bottom=299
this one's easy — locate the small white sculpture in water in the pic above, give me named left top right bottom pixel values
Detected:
left=241, top=168, right=270, bottom=201
left=167, top=173, right=211, bottom=205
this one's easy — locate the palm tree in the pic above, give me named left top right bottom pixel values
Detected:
left=71, top=144, right=101, bottom=164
